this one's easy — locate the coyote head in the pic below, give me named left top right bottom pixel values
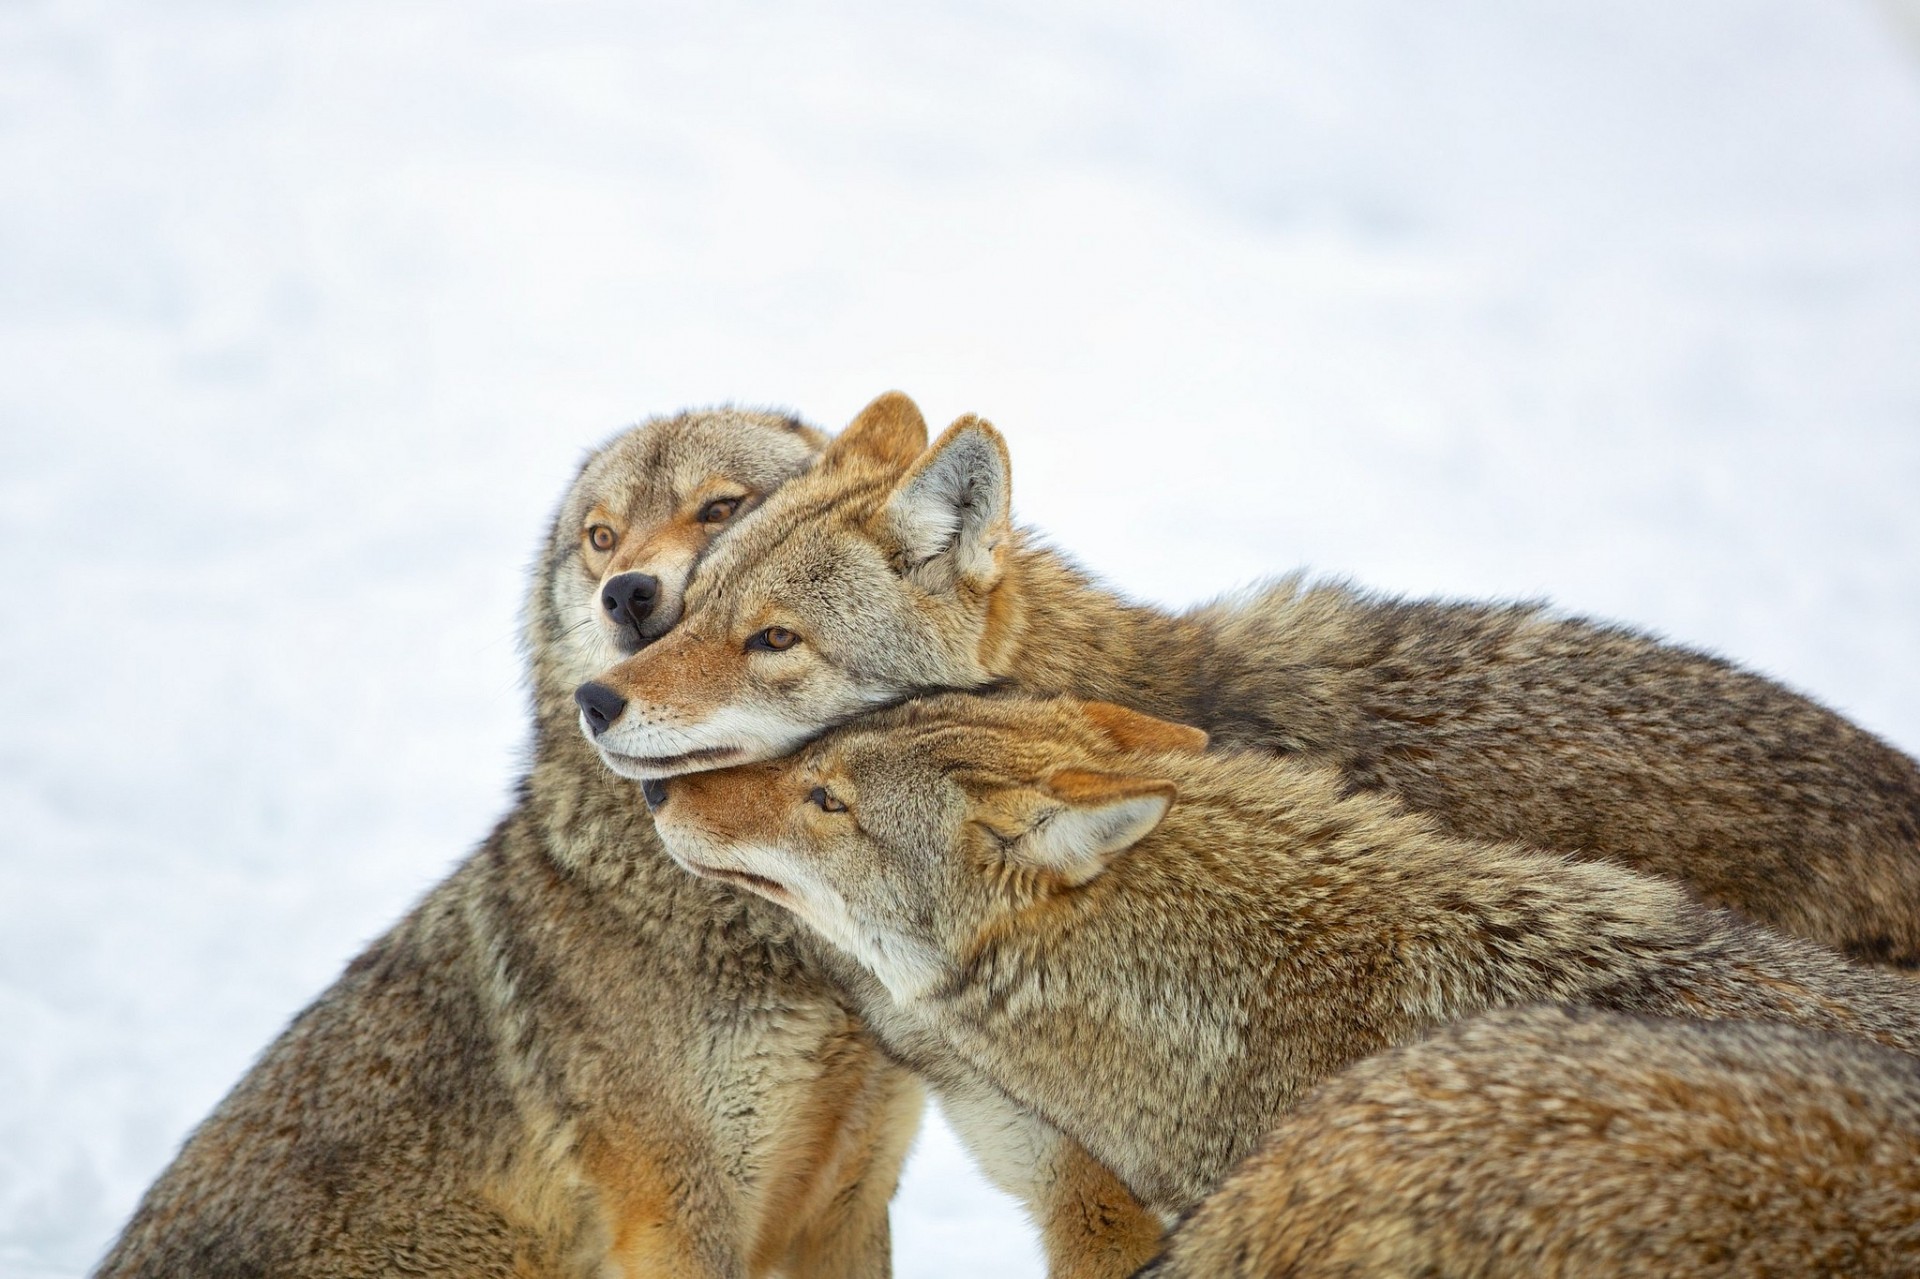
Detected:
left=575, top=391, right=1020, bottom=778
left=646, top=693, right=1206, bottom=1000
left=533, top=407, right=825, bottom=701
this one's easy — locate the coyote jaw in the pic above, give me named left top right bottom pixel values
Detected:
left=592, top=740, right=743, bottom=780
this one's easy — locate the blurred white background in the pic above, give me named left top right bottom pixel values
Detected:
left=3, top=1, right=1919, bottom=1274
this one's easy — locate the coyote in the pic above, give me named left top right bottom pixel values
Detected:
left=582, top=392, right=1920, bottom=965
left=96, top=410, right=930, bottom=1279
left=647, top=691, right=1920, bottom=1221
left=1143, top=1005, right=1920, bottom=1278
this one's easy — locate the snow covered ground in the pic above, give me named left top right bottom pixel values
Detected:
left=3, top=1, right=1918, bottom=1274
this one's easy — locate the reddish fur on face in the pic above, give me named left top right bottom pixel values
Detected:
left=608, top=519, right=707, bottom=579
left=584, top=471, right=762, bottom=578
left=665, top=764, right=794, bottom=852
left=620, top=625, right=756, bottom=730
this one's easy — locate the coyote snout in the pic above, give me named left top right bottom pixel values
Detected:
left=575, top=665, right=801, bottom=779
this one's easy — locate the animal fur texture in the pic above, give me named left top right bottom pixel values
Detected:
left=97, top=410, right=930, bottom=1279
left=588, top=391, right=1920, bottom=965
left=1140, top=1005, right=1920, bottom=1278
left=647, top=691, right=1920, bottom=1222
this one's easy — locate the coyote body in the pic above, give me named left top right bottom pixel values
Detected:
left=98, top=411, right=928, bottom=1279
left=591, top=393, right=1920, bottom=965
left=1144, top=1006, right=1920, bottom=1278
left=650, top=692, right=1920, bottom=1222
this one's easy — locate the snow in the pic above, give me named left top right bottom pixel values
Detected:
left=3, top=1, right=1919, bottom=1274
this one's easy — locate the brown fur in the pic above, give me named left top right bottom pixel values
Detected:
left=1142, top=1005, right=1920, bottom=1278
left=97, top=409, right=928, bottom=1279
left=594, top=391, right=1920, bottom=965
left=650, top=691, right=1920, bottom=1222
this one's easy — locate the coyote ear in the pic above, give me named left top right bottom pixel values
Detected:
left=885, top=416, right=1011, bottom=591
left=1079, top=702, right=1209, bottom=757
left=825, top=392, right=928, bottom=471
left=1001, top=770, right=1174, bottom=887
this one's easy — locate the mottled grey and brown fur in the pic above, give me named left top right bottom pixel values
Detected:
left=1142, top=1006, right=1920, bottom=1278
left=651, top=692, right=1920, bottom=1223
left=96, top=410, right=933, bottom=1279
left=592, top=392, right=1920, bottom=965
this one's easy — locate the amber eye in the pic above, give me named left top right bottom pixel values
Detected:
left=746, top=626, right=799, bottom=652
left=587, top=525, right=617, bottom=553
left=698, top=496, right=743, bottom=525
left=809, top=786, right=847, bottom=813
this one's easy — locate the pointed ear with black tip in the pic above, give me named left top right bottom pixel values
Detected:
left=1078, top=701, right=1209, bottom=757
left=999, top=769, right=1175, bottom=887
left=823, top=391, right=929, bottom=472
left=884, top=416, right=1011, bottom=591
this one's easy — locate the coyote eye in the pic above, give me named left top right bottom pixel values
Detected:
left=698, top=496, right=744, bottom=525
left=747, top=627, right=800, bottom=652
left=809, top=786, right=848, bottom=813
left=587, top=525, right=617, bottom=552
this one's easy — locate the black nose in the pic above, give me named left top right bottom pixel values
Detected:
left=574, top=682, right=628, bottom=737
left=642, top=778, right=668, bottom=811
left=602, top=571, right=660, bottom=636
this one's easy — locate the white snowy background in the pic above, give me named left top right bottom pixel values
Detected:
left=4, top=1, right=1920, bottom=1274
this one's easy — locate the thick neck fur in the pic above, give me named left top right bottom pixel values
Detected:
left=981, top=533, right=1343, bottom=754
left=982, top=534, right=1213, bottom=724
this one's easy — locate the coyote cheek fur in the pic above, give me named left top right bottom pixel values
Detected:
left=95, top=408, right=929, bottom=1279
left=649, top=692, right=1920, bottom=1224
left=596, top=390, right=1920, bottom=966
left=1143, top=1007, right=1920, bottom=1279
